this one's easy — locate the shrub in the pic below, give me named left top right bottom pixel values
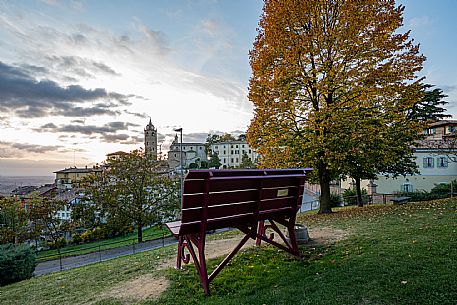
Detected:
left=399, top=190, right=447, bottom=202
left=71, top=233, right=82, bottom=245
left=329, top=193, right=342, bottom=207
left=80, top=229, right=93, bottom=243
left=91, top=227, right=106, bottom=240
left=0, top=244, right=36, bottom=286
left=430, top=180, right=457, bottom=197
left=47, top=237, right=67, bottom=249
left=343, top=188, right=369, bottom=205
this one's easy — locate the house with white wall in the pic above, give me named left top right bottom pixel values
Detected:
left=342, top=120, right=457, bottom=194
left=210, top=140, right=258, bottom=168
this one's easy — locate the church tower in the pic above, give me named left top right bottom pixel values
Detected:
left=144, top=118, right=158, bottom=160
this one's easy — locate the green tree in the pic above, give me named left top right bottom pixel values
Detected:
left=408, top=84, right=452, bottom=122
left=239, top=151, right=256, bottom=169
left=220, top=133, right=236, bottom=142
left=336, top=108, right=419, bottom=207
left=205, top=134, right=222, bottom=156
left=85, top=150, right=179, bottom=242
left=209, top=153, right=222, bottom=169
left=247, top=0, right=424, bottom=213
left=0, top=197, right=29, bottom=244
left=28, top=196, right=71, bottom=248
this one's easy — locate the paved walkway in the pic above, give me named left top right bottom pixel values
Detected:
left=34, top=237, right=177, bottom=276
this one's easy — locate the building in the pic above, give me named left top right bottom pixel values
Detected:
left=54, top=166, right=103, bottom=190
left=52, top=189, right=86, bottom=221
left=423, top=120, right=457, bottom=141
left=144, top=118, right=158, bottom=160
left=106, top=151, right=129, bottom=160
left=210, top=140, right=258, bottom=168
left=343, top=120, right=457, bottom=194
left=167, top=134, right=206, bottom=169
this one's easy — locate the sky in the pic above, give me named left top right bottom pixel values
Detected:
left=0, top=0, right=456, bottom=176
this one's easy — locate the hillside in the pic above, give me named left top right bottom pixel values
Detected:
left=1, top=198, right=456, bottom=305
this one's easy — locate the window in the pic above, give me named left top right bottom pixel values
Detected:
left=424, top=128, right=436, bottom=135
left=231, top=145, right=234, bottom=148
left=401, top=183, right=413, bottom=192
left=236, top=145, right=238, bottom=148
left=231, top=158, right=234, bottom=163
left=199, top=147, right=202, bottom=150
left=242, top=145, right=245, bottom=148
left=437, top=157, right=448, bottom=168
left=448, top=126, right=456, bottom=133
left=236, top=158, right=238, bottom=163
left=231, top=150, right=234, bottom=154
left=223, top=150, right=226, bottom=155
left=223, top=145, right=226, bottom=148
left=223, top=158, right=226, bottom=163
left=215, top=146, right=218, bottom=149
left=174, top=153, right=177, bottom=157
left=249, top=149, right=251, bottom=153
left=423, top=157, right=434, bottom=168
left=190, top=147, right=193, bottom=150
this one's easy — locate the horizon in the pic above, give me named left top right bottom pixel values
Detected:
left=1, top=0, right=456, bottom=176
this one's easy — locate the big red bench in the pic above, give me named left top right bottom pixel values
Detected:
left=166, top=168, right=312, bottom=295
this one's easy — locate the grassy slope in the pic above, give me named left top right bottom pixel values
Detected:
left=1, top=198, right=456, bottom=305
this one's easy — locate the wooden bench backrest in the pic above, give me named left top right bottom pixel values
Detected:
left=179, top=169, right=311, bottom=235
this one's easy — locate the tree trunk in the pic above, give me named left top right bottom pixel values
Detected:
left=318, top=161, right=333, bottom=214
left=137, top=223, right=143, bottom=243
left=355, top=177, right=363, bottom=207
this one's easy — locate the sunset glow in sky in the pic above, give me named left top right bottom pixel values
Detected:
left=0, top=0, right=456, bottom=175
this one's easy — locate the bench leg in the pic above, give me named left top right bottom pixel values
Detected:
left=177, top=235, right=211, bottom=295
left=176, top=236, right=190, bottom=269
left=256, top=220, right=265, bottom=246
left=256, top=219, right=300, bottom=257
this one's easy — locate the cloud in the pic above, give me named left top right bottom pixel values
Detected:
left=34, top=121, right=143, bottom=144
left=46, top=55, right=121, bottom=79
left=0, top=140, right=71, bottom=158
left=0, top=61, right=130, bottom=118
left=408, top=16, right=432, bottom=28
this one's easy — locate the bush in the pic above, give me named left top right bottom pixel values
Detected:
left=430, top=180, right=457, bottom=197
left=91, top=227, right=106, bottom=240
left=399, top=190, right=447, bottom=202
left=71, top=233, right=82, bottom=245
left=0, top=244, right=36, bottom=286
left=47, top=237, right=67, bottom=249
left=343, top=188, right=369, bottom=205
left=330, top=193, right=342, bottom=207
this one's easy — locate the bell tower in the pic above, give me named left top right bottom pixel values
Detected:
left=144, top=118, right=158, bottom=160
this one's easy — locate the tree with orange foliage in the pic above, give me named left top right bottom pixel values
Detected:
left=247, top=0, right=425, bottom=213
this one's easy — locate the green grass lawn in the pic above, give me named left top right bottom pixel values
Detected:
left=36, top=226, right=171, bottom=261
left=1, top=198, right=456, bottom=305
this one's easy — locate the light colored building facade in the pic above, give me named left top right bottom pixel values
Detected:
left=54, top=167, right=102, bottom=190
left=210, top=141, right=258, bottom=168
left=375, top=148, right=457, bottom=193
left=342, top=120, right=457, bottom=194
left=167, top=134, right=206, bottom=169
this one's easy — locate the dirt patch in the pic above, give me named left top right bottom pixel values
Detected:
left=160, top=227, right=348, bottom=269
left=101, top=274, right=168, bottom=303
left=158, top=237, right=257, bottom=269
left=97, top=227, right=348, bottom=303
left=307, top=227, right=350, bottom=245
